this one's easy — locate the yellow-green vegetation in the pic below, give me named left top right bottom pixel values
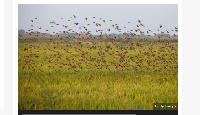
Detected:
left=18, top=39, right=178, bottom=110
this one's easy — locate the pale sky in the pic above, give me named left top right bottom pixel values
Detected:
left=18, top=4, right=178, bottom=35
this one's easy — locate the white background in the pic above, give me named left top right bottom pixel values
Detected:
left=1, top=0, right=200, bottom=115
left=0, top=0, right=5, bottom=109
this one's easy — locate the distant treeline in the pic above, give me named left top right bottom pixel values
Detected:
left=18, top=29, right=178, bottom=44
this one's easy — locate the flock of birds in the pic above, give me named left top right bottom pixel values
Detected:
left=18, top=15, right=178, bottom=80
left=19, top=15, right=178, bottom=40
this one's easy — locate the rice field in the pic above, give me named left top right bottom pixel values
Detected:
left=18, top=38, right=178, bottom=110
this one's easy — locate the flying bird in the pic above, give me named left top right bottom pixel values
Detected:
left=74, top=23, right=79, bottom=25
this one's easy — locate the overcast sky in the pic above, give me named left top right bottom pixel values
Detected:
left=18, top=4, right=178, bottom=35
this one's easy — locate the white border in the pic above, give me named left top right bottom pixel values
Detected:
left=16, top=0, right=179, bottom=4
left=13, top=1, right=18, bottom=115
left=13, top=1, right=182, bottom=115
left=0, top=0, right=5, bottom=109
left=178, top=2, right=182, bottom=115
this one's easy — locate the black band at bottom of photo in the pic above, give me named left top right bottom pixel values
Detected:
left=19, top=110, right=178, bottom=115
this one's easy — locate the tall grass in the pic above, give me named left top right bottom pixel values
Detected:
left=18, top=41, right=178, bottom=110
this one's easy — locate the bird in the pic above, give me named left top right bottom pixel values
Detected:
left=162, top=76, right=167, bottom=81
left=74, top=23, right=79, bottom=25
left=38, top=69, right=43, bottom=73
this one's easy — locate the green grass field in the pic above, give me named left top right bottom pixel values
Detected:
left=18, top=39, right=178, bottom=110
